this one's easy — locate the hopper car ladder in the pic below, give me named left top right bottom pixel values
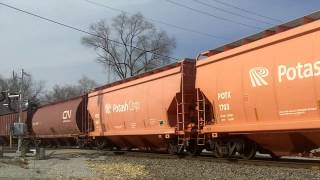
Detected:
left=175, top=93, right=193, bottom=146
left=176, top=95, right=185, bottom=146
left=196, top=89, right=206, bottom=146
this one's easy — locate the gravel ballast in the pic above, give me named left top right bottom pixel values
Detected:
left=89, top=156, right=320, bottom=180
left=0, top=149, right=319, bottom=179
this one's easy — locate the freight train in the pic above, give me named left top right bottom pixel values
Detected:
left=1, top=11, right=320, bottom=159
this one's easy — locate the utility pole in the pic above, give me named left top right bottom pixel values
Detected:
left=16, top=69, right=29, bottom=155
left=16, top=69, right=23, bottom=155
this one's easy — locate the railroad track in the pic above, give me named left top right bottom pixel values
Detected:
left=212, top=157, right=320, bottom=170
left=104, top=150, right=320, bottom=170
left=2, top=146, right=320, bottom=169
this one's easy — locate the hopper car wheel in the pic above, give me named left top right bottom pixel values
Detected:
left=34, top=139, right=42, bottom=148
left=39, top=141, right=51, bottom=148
left=240, top=142, right=256, bottom=160
left=168, top=143, right=178, bottom=155
left=188, top=147, right=202, bottom=156
left=168, top=142, right=184, bottom=155
left=270, top=153, right=280, bottom=160
left=112, top=146, right=121, bottom=151
left=46, top=143, right=54, bottom=148
left=77, top=139, right=86, bottom=149
left=211, top=140, right=226, bottom=158
left=187, top=141, right=203, bottom=156
left=213, top=146, right=224, bottom=158
left=95, top=139, right=107, bottom=150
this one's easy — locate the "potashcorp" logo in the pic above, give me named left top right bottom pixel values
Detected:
left=105, top=100, right=141, bottom=114
left=249, top=67, right=269, bottom=87
left=278, top=61, right=320, bottom=82
left=249, top=61, right=320, bottom=87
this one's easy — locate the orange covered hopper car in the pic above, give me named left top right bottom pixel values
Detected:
left=87, top=59, right=196, bottom=152
left=32, top=96, right=89, bottom=145
left=195, top=12, right=320, bottom=158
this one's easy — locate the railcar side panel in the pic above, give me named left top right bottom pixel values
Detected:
left=197, top=20, right=320, bottom=156
left=88, top=60, right=195, bottom=150
left=88, top=69, right=181, bottom=136
left=198, top=20, right=320, bottom=133
left=32, top=96, right=87, bottom=138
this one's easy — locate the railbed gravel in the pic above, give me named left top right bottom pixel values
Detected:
left=0, top=149, right=319, bottom=179
left=88, top=156, right=320, bottom=180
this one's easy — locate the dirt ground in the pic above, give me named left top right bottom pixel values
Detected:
left=0, top=149, right=99, bottom=179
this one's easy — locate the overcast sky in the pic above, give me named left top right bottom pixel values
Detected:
left=1, top=0, right=320, bottom=88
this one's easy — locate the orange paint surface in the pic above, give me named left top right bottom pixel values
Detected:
left=197, top=20, right=320, bottom=133
left=88, top=60, right=195, bottom=138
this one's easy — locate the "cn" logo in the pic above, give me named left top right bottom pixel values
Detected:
left=62, top=110, right=72, bottom=120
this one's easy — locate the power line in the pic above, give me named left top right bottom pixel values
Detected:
left=83, top=0, right=228, bottom=40
left=165, top=0, right=264, bottom=30
left=0, top=2, right=179, bottom=61
left=194, top=0, right=274, bottom=26
left=212, top=0, right=283, bottom=23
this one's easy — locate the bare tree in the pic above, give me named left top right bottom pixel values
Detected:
left=42, top=76, right=98, bottom=104
left=82, top=12, right=176, bottom=80
left=0, top=75, right=6, bottom=103
left=5, top=71, right=45, bottom=104
left=78, top=76, right=98, bottom=93
left=0, top=71, right=45, bottom=114
left=42, top=85, right=81, bottom=103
